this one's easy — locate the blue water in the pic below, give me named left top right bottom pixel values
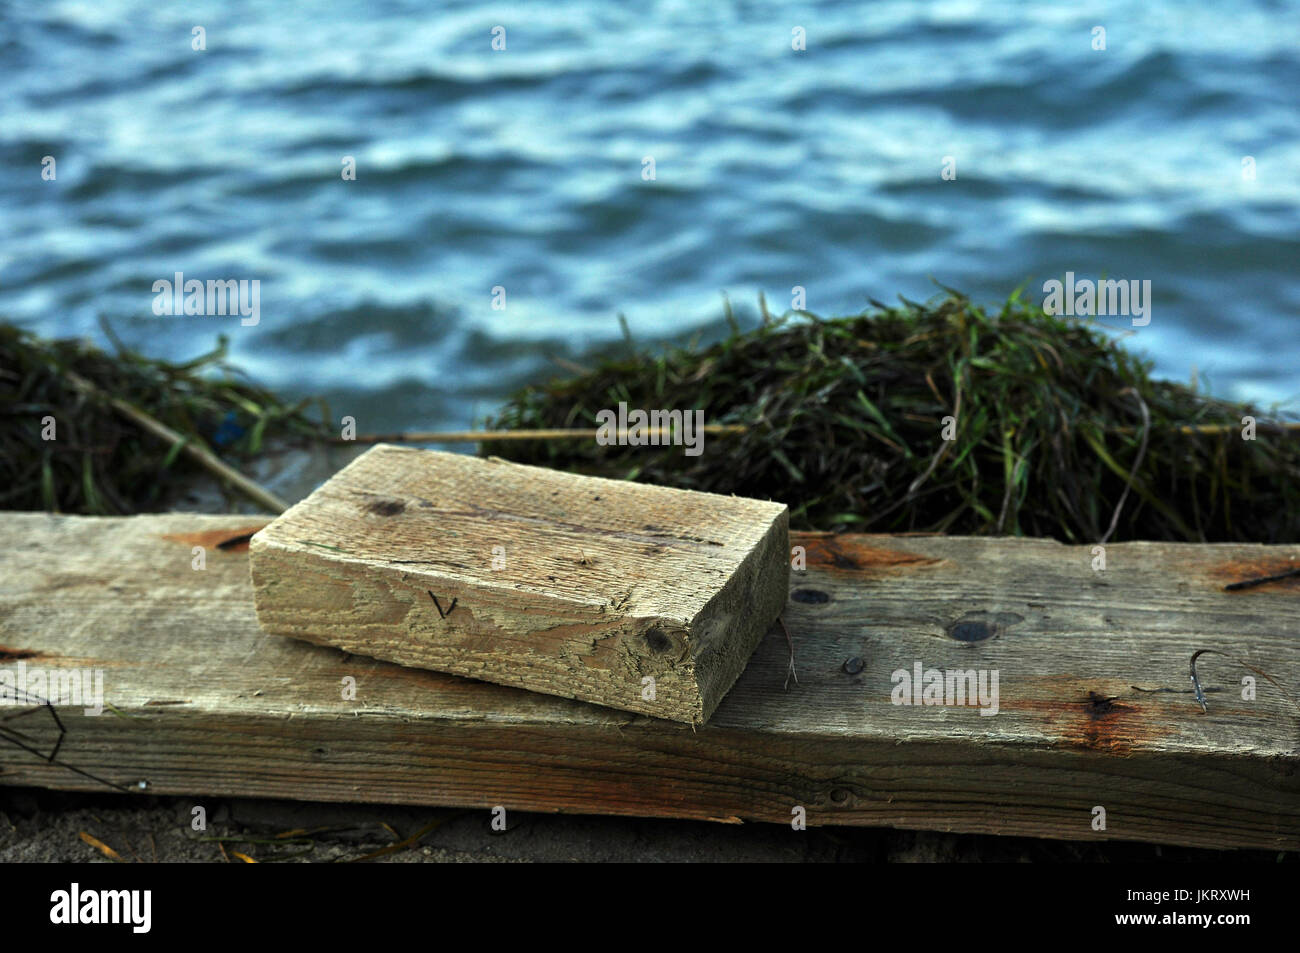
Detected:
left=2, top=1, right=1298, bottom=431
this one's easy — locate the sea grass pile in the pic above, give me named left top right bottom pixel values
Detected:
left=5, top=291, right=1298, bottom=542
left=0, top=323, right=328, bottom=514
left=488, top=291, right=1300, bottom=543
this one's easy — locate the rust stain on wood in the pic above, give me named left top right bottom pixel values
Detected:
left=0, top=645, right=47, bottom=661
left=1210, top=555, right=1300, bottom=592
left=161, top=524, right=269, bottom=553
left=999, top=678, right=1172, bottom=754
left=1071, top=692, right=1142, bottom=754
left=803, top=537, right=946, bottom=573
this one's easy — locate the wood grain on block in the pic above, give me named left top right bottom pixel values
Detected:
left=247, top=445, right=790, bottom=724
left=1, top=515, right=1298, bottom=848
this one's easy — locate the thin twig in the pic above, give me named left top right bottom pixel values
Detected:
left=779, top=615, right=798, bottom=690
left=334, top=419, right=1297, bottom=447
left=908, top=376, right=962, bottom=497
left=330, top=425, right=749, bottom=445
left=1100, top=387, right=1150, bottom=545
left=1112, top=420, right=1300, bottom=436
left=341, top=813, right=461, bottom=863
left=62, top=369, right=288, bottom=514
left=995, top=457, right=1025, bottom=535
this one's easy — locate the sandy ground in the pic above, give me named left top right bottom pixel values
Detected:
left=2, top=787, right=1291, bottom=863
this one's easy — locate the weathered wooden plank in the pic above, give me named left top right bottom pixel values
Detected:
left=249, top=446, right=789, bottom=724
left=1, top=513, right=1297, bottom=849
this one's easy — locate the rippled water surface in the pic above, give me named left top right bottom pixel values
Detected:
left=2, top=1, right=1297, bottom=429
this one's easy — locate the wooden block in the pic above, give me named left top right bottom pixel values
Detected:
left=247, top=445, right=789, bottom=724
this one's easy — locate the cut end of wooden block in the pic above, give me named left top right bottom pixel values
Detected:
left=249, top=445, right=789, bottom=723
